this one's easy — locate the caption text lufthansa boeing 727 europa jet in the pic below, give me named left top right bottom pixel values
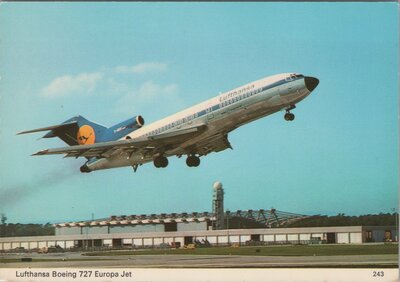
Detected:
left=18, top=73, right=319, bottom=173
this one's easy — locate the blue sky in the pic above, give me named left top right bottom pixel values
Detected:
left=0, top=3, right=398, bottom=223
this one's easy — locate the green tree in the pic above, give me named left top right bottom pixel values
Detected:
left=0, top=213, right=7, bottom=237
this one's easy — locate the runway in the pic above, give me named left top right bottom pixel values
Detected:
left=0, top=252, right=398, bottom=268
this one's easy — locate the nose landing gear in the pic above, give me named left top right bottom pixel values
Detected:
left=284, top=112, right=295, bottom=121
left=284, top=105, right=296, bottom=121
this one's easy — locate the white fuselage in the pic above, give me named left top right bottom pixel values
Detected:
left=87, top=73, right=313, bottom=171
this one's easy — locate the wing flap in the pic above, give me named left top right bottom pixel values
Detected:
left=183, top=133, right=232, bottom=156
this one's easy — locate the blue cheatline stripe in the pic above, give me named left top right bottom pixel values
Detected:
left=198, top=110, right=207, bottom=118
left=147, top=77, right=303, bottom=136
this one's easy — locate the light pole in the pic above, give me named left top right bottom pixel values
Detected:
left=226, top=210, right=230, bottom=230
left=226, top=210, right=230, bottom=246
left=392, top=208, right=398, bottom=242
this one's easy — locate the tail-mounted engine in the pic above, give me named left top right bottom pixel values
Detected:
left=108, top=115, right=145, bottom=141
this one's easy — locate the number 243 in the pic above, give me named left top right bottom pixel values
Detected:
left=372, top=271, right=384, bottom=277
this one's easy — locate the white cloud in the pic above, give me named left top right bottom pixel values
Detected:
left=115, top=81, right=183, bottom=116
left=41, top=62, right=168, bottom=99
left=39, top=62, right=184, bottom=118
left=41, top=72, right=103, bottom=98
left=136, top=80, right=178, bottom=100
left=114, top=62, right=167, bottom=74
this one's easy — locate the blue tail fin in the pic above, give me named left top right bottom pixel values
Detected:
left=43, top=116, right=107, bottom=146
left=42, top=115, right=144, bottom=145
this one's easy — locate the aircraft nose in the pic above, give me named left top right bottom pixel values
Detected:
left=305, top=76, right=319, bottom=92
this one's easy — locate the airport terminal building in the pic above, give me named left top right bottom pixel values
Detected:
left=0, top=209, right=397, bottom=251
left=0, top=223, right=396, bottom=251
left=0, top=183, right=397, bottom=251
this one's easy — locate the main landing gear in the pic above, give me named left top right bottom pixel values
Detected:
left=284, top=105, right=296, bottom=121
left=153, top=156, right=168, bottom=168
left=153, top=155, right=201, bottom=168
left=186, top=155, right=200, bottom=167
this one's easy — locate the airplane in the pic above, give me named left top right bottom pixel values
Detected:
left=18, top=73, right=319, bottom=173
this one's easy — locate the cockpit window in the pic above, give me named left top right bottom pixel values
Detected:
left=287, top=74, right=304, bottom=80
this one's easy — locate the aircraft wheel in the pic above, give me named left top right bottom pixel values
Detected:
left=284, top=113, right=295, bottom=121
left=161, top=157, right=169, bottom=168
left=192, top=156, right=200, bottom=167
left=186, top=155, right=200, bottom=167
left=154, top=156, right=168, bottom=168
left=153, top=158, right=162, bottom=168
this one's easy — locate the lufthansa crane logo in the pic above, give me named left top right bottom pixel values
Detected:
left=77, top=125, right=96, bottom=145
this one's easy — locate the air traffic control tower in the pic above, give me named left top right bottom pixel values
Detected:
left=212, top=181, right=225, bottom=230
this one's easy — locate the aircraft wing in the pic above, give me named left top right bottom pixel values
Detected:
left=32, top=124, right=207, bottom=159
left=182, top=133, right=233, bottom=156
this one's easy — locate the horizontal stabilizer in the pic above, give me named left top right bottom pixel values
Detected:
left=17, top=121, right=78, bottom=135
